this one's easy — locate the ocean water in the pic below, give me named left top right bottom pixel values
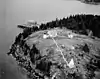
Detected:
left=0, top=0, right=100, bottom=79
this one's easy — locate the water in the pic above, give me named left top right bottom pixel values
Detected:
left=0, top=0, right=100, bottom=79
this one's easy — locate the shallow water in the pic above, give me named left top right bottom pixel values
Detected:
left=0, top=0, right=100, bottom=79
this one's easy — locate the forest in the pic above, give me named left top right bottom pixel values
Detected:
left=78, top=0, right=100, bottom=5
left=18, top=14, right=100, bottom=39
